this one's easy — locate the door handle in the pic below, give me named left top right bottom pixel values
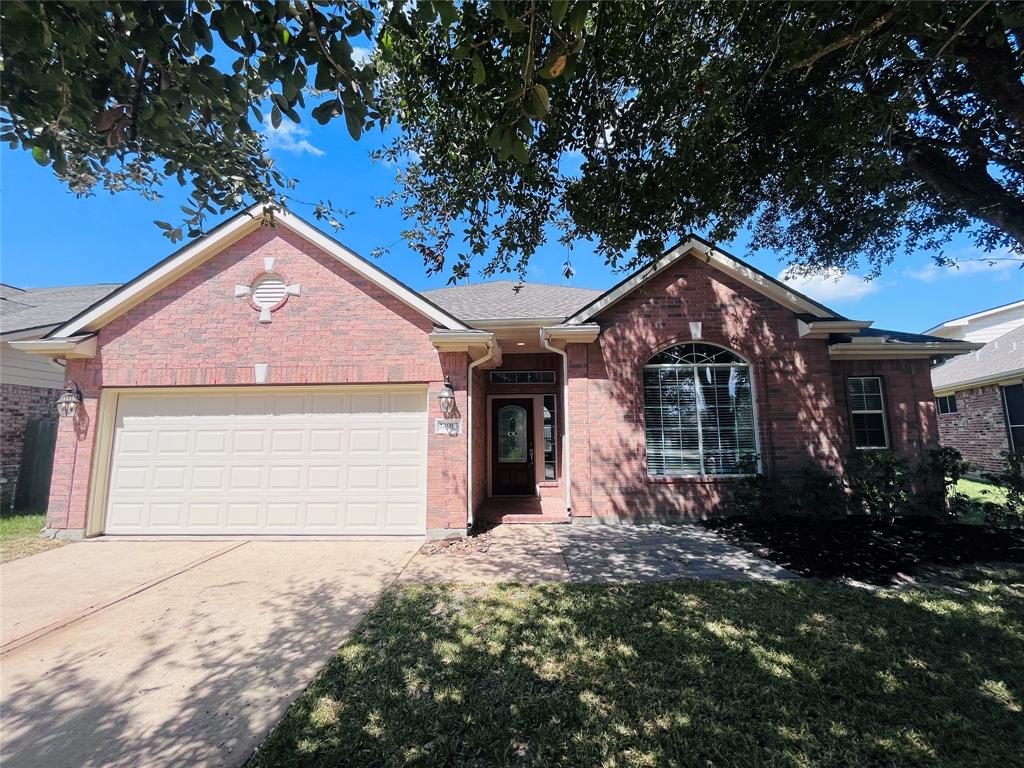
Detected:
left=528, top=447, right=535, bottom=464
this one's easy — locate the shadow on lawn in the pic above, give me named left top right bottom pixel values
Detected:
left=703, top=516, right=1024, bottom=585
left=250, top=573, right=1024, bottom=768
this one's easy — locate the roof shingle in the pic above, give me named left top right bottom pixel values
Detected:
left=1, top=283, right=121, bottom=336
left=931, top=324, right=1024, bottom=391
left=422, top=280, right=602, bottom=321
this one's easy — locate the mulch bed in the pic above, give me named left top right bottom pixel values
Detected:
left=702, top=515, right=1024, bottom=585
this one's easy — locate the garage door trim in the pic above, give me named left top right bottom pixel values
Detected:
left=85, top=385, right=429, bottom=537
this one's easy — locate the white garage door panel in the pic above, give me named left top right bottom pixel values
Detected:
left=104, top=389, right=427, bottom=535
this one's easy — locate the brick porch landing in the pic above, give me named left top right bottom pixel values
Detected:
left=476, top=497, right=569, bottom=526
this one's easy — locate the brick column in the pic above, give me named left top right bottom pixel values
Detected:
left=426, top=351, right=470, bottom=537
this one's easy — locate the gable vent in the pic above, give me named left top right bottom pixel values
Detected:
left=251, top=274, right=287, bottom=307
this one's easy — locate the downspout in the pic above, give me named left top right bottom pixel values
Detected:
left=466, top=339, right=496, bottom=530
left=540, top=330, right=571, bottom=517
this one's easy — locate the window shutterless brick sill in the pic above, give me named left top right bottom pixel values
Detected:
left=646, top=475, right=752, bottom=485
left=538, top=481, right=560, bottom=488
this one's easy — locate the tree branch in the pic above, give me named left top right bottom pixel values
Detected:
left=896, top=135, right=1024, bottom=249
left=786, top=6, right=898, bottom=75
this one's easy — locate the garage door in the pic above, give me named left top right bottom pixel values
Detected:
left=103, top=387, right=427, bottom=535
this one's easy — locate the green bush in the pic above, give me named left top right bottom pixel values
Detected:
left=727, top=453, right=776, bottom=517
left=845, top=450, right=910, bottom=520
left=915, top=446, right=973, bottom=518
left=981, top=452, right=1024, bottom=529
left=796, top=463, right=847, bottom=518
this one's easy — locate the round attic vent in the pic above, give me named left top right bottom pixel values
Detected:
left=251, top=273, right=287, bottom=308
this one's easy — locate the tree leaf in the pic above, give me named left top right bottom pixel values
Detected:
left=471, top=53, right=486, bottom=85
left=345, top=107, right=363, bottom=140
left=569, top=1, right=590, bottom=35
left=523, top=83, right=550, bottom=117
left=551, top=0, right=569, bottom=25
left=31, top=144, right=49, bottom=166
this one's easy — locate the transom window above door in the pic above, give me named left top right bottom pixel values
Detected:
left=490, top=371, right=555, bottom=384
left=643, top=343, right=757, bottom=476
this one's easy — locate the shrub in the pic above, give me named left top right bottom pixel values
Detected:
left=727, top=453, right=777, bottom=517
left=796, top=463, right=847, bottom=518
left=845, top=450, right=910, bottom=520
left=915, top=446, right=973, bottom=518
left=982, top=452, right=1024, bottom=529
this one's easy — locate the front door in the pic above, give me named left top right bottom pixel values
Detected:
left=491, top=399, right=535, bottom=495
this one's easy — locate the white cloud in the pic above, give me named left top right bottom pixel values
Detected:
left=351, top=46, right=373, bottom=65
left=905, top=254, right=1019, bottom=283
left=778, top=267, right=879, bottom=303
left=262, top=120, right=324, bottom=156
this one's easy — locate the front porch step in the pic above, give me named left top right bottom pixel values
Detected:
left=477, top=513, right=570, bottom=525
left=475, top=496, right=569, bottom=526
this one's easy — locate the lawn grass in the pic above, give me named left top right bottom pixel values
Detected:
left=955, top=478, right=1007, bottom=506
left=953, top=479, right=1010, bottom=527
left=0, top=512, right=63, bottom=563
left=0, top=511, right=46, bottom=540
left=249, top=569, right=1024, bottom=768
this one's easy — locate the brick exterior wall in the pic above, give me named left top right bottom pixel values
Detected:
left=44, top=224, right=948, bottom=534
left=0, top=383, right=60, bottom=505
left=46, top=226, right=468, bottom=535
left=567, top=256, right=937, bottom=521
left=936, top=385, right=1010, bottom=475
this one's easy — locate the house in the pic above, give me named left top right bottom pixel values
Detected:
left=929, top=301, right=1024, bottom=474
left=13, top=205, right=977, bottom=539
left=1, top=282, right=120, bottom=508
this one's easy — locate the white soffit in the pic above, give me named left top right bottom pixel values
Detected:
left=48, top=205, right=468, bottom=339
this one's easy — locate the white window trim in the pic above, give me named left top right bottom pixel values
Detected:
left=848, top=376, right=890, bottom=450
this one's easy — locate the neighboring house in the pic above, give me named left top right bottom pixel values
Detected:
left=929, top=301, right=1024, bottom=474
left=0, top=282, right=119, bottom=508
left=924, top=299, right=1024, bottom=344
left=14, top=206, right=977, bottom=539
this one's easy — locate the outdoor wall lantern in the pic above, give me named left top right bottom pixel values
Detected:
left=55, top=381, right=83, bottom=419
left=437, top=377, right=456, bottom=417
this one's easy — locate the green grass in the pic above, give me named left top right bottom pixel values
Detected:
left=955, top=478, right=1008, bottom=506
left=0, top=512, right=46, bottom=541
left=952, top=479, right=1010, bottom=526
left=250, top=570, right=1024, bottom=768
left=0, top=511, right=64, bottom=563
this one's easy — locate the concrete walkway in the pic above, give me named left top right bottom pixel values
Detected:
left=398, top=525, right=570, bottom=584
left=400, top=522, right=795, bottom=584
left=557, top=523, right=797, bottom=582
left=1, top=539, right=419, bottom=768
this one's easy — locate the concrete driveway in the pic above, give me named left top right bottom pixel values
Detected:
left=0, top=538, right=419, bottom=768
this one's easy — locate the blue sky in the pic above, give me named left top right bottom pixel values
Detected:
left=1, top=117, right=1018, bottom=334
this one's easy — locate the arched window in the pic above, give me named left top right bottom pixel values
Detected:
left=643, top=343, right=757, bottom=476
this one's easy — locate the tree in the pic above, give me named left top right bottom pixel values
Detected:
left=1, top=0, right=377, bottom=240
left=2, top=1, right=1022, bottom=280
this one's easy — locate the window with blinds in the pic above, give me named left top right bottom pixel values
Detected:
left=643, top=343, right=757, bottom=476
left=847, top=376, right=889, bottom=449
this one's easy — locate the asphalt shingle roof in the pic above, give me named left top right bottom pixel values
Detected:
left=855, top=328, right=965, bottom=344
left=931, top=324, right=1024, bottom=391
left=0, top=283, right=121, bottom=336
left=422, top=280, right=603, bottom=321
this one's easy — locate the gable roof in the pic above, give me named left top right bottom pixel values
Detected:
left=44, top=205, right=469, bottom=339
left=932, top=324, right=1024, bottom=393
left=566, top=235, right=842, bottom=325
left=924, top=298, right=1024, bottom=336
left=422, top=281, right=603, bottom=322
left=1, top=283, right=121, bottom=339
